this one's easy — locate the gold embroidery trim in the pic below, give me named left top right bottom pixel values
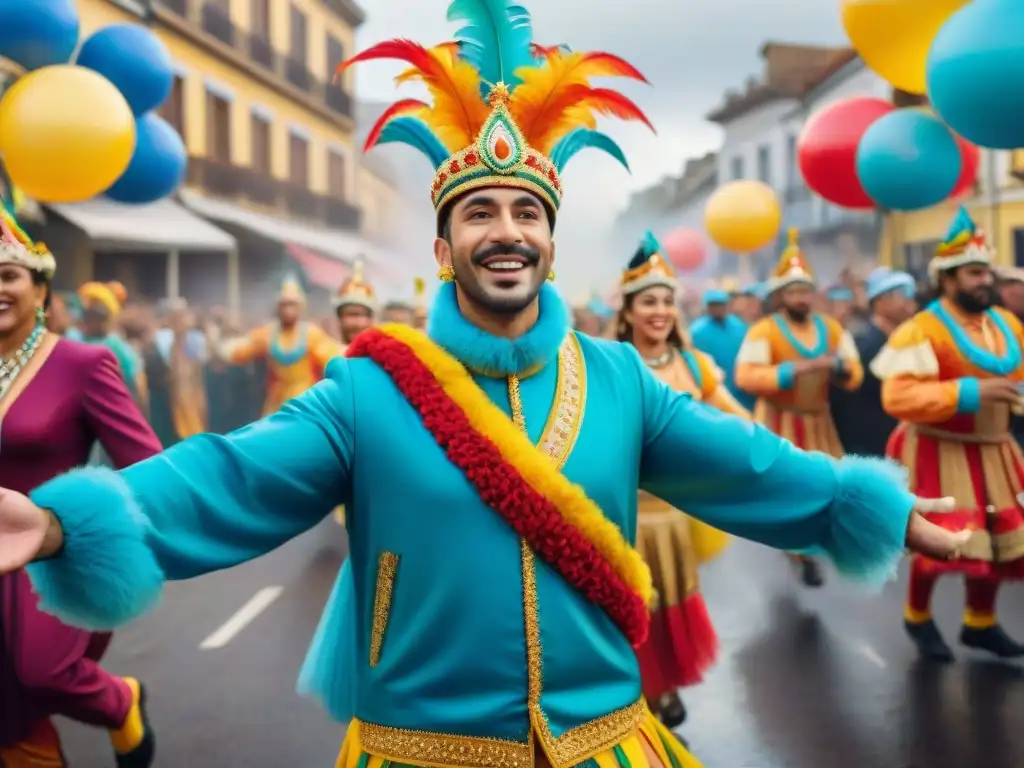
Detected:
left=356, top=720, right=532, bottom=768
left=369, top=552, right=399, bottom=667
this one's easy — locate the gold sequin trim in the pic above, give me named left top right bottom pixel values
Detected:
left=537, top=334, right=586, bottom=467
left=356, top=720, right=532, bottom=768
left=534, top=699, right=648, bottom=768
left=369, top=551, right=399, bottom=667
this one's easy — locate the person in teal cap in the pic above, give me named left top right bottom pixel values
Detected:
left=690, top=287, right=754, bottom=409
left=830, top=267, right=918, bottom=457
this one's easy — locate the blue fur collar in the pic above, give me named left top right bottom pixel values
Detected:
left=427, top=281, right=569, bottom=376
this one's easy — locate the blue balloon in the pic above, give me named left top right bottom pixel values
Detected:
left=77, top=24, right=174, bottom=116
left=105, top=114, right=187, bottom=204
left=856, top=109, right=961, bottom=212
left=928, top=0, right=1024, bottom=150
left=0, top=0, right=79, bottom=71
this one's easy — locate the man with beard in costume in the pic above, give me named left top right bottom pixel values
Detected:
left=735, top=228, right=864, bottom=588
left=874, top=207, right=1024, bottom=662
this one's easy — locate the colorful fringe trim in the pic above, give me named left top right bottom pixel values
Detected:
left=636, top=592, right=719, bottom=700
left=347, top=325, right=652, bottom=647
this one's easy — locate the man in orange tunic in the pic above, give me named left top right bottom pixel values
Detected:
left=873, top=207, right=1024, bottom=662
left=735, top=228, right=864, bottom=587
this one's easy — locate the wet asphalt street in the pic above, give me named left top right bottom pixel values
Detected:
left=56, top=520, right=1024, bottom=768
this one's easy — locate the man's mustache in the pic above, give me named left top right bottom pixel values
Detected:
left=471, top=243, right=540, bottom=266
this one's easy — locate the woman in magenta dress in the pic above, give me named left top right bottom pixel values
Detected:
left=0, top=210, right=162, bottom=767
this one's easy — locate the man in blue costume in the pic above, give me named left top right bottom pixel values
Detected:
left=0, top=4, right=973, bottom=767
left=690, top=287, right=753, bottom=409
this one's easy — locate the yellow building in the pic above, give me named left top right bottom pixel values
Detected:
left=882, top=150, right=1024, bottom=279
left=4, top=0, right=396, bottom=316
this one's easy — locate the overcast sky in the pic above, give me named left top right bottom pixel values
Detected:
left=352, top=0, right=848, bottom=297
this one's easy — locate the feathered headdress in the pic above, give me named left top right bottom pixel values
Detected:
left=620, top=231, right=676, bottom=296
left=338, top=0, right=652, bottom=219
left=333, top=260, right=377, bottom=311
left=770, top=228, right=815, bottom=292
left=0, top=206, right=55, bottom=279
left=279, top=273, right=306, bottom=305
left=930, top=206, right=991, bottom=282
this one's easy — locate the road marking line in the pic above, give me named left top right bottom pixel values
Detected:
left=199, top=586, right=283, bottom=650
left=854, top=642, right=888, bottom=669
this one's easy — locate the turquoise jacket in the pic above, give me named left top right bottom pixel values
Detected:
left=690, top=313, right=753, bottom=410
left=27, top=282, right=913, bottom=767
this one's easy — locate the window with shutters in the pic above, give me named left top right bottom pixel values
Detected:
left=205, top=90, right=232, bottom=163
left=326, top=34, right=345, bottom=75
left=250, top=0, right=270, bottom=35
left=160, top=75, right=187, bottom=140
left=289, top=133, right=309, bottom=187
left=290, top=5, right=308, bottom=61
left=251, top=114, right=271, bottom=174
left=327, top=150, right=346, bottom=199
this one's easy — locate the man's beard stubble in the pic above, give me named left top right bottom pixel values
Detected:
left=456, top=242, right=545, bottom=315
left=782, top=304, right=811, bottom=323
left=954, top=286, right=997, bottom=314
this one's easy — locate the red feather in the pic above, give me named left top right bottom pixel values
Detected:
left=335, top=38, right=434, bottom=80
left=580, top=52, right=649, bottom=84
left=530, top=43, right=557, bottom=58
left=562, top=85, right=655, bottom=133
left=363, top=99, right=430, bottom=151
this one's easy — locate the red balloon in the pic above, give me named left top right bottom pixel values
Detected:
left=661, top=228, right=706, bottom=272
left=798, top=97, right=894, bottom=209
left=950, top=135, right=980, bottom=198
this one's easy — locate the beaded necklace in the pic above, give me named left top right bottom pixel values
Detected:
left=0, top=323, right=45, bottom=401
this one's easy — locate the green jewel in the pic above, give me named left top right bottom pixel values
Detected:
left=479, top=105, right=525, bottom=174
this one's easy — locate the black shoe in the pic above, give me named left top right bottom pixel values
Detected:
left=960, top=624, right=1024, bottom=658
left=905, top=619, right=955, bottom=662
left=114, top=682, right=155, bottom=768
left=658, top=691, right=687, bottom=729
left=800, top=557, right=825, bottom=588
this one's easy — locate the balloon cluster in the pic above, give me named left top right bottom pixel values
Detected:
left=797, top=0, right=1022, bottom=212
left=0, top=0, right=187, bottom=204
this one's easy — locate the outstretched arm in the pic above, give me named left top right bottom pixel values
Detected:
left=25, top=358, right=355, bottom=630
left=634, top=348, right=938, bottom=585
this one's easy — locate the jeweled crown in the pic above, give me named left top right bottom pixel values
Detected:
left=338, top=1, right=652, bottom=215
left=770, top=228, right=814, bottom=291
left=620, top=231, right=677, bottom=295
left=0, top=207, right=55, bottom=279
left=334, top=260, right=376, bottom=310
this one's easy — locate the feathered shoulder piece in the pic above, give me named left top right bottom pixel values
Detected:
left=620, top=230, right=676, bottom=296
left=337, top=0, right=652, bottom=214
left=930, top=207, right=992, bottom=283
left=334, top=260, right=377, bottom=311
left=770, top=227, right=815, bottom=292
left=0, top=206, right=55, bottom=279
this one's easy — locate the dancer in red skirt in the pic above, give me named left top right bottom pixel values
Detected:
left=874, top=207, right=1024, bottom=661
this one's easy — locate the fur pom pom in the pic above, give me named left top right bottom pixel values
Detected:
left=823, top=455, right=914, bottom=589
left=27, top=466, right=165, bottom=630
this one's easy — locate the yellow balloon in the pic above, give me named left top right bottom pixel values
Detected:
left=841, top=0, right=969, bottom=95
left=0, top=65, right=136, bottom=203
left=704, top=180, right=781, bottom=253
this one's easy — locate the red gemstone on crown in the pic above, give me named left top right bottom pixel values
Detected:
left=465, top=152, right=479, bottom=165
left=438, top=172, right=448, bottom=183
left=525, top=155, right=537, bottom=167
left=494, top=137, right=511, bottom=160
left=449, top=160, right=461, bottom=173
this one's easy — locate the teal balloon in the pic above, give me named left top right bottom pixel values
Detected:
left=77, top=24, right=174, bottom=116
left=856, top=109, right=961, bottom=211
left=927, top=0, right=1024, bottom=149
left=0, top=0, right=79, bottom=71
left=105, top=114, right=186, bottom=204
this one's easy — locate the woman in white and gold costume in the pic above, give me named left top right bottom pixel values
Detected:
left=616, top=232, right=751, bottom=731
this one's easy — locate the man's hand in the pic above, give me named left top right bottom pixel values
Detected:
left=793, top=357, right=835, bottom=376
left=905, top=496, right=972, bottom=560
left=0, top=490, right=60, bottom=573
left=977, top=378, right=1021, bottom=405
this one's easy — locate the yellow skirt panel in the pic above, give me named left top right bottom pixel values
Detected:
left=337, top=712, right=702, bottom=768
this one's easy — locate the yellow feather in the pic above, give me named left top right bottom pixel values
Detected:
left=510, top=50, right=643, bottom=152
left=394, top=48, right=488, bottom=151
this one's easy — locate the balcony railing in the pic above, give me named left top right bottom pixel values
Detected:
left=188, top=156, right=364, bottom=232
left=174, top=2, right=355, bottom=120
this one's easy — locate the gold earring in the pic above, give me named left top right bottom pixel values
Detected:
left=437, top=264, right=455, bottom=283
left=547, top=270, right=555, bottom=281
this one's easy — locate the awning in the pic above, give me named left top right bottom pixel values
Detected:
left=47, top=198, right=236, bottom=252
left=180, top=190, right=370, bottom=261
left=286, top=243, right=351, bottom=290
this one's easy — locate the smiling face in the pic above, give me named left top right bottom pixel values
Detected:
left=625, top=285, right=678, bottom=344
left=0, top=263, right=46, bottom=337
left=435, top=187, right=554, bottom=315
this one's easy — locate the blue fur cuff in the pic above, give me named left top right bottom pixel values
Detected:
left=27, top=466, right=165, bottom=630
left=820, top=455, right=913, bottom=588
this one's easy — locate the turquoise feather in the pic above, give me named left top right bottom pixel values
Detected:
left=446, top=0, right=534, bottom=94
left=550, top=128, right=630, bottom=172
left=376, top=117, right=450, bottom=169
left=641, top=230, right=661, bottom=258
